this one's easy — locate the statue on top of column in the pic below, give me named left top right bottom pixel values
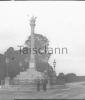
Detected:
left=30, top=16, right=37, bottom=26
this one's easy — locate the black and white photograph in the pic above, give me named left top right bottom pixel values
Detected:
left=0, top=1, right=85, bottom=99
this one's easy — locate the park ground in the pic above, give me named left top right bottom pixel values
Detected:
left=0, top=81, right=85, bottom=99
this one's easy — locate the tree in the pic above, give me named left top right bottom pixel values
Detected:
left=65, top=73, right=77, bottom=83
left=46, top=67, right=57, bottom=85
left=25, top=33, right=54, bottom=78
left=4, top=47, right=20, bottom=78
left=56, top=72, right=65, bottom=85
left=25, top=33, right=51, bottom=63
left=0, top=54, right=6, bottom=81
left=58, top=73, right=65, bottom=79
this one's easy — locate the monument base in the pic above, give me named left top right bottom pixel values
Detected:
left=13, top=68, right=44, bottom=85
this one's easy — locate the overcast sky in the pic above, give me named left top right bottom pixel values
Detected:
left=0, top=1, right=85, bottom=75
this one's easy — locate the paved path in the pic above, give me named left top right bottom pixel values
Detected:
left=0, top=82, right=85, bottom=99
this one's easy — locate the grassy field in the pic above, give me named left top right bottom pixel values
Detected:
left=0, top=82, right=85, bottom=99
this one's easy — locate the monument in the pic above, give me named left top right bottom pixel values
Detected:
left=14, top=16, right=44, bottom=85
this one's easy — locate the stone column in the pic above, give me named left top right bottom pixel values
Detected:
left=29, top=16, right=36, bottom=69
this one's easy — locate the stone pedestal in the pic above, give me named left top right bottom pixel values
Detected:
left=14, top=68, right=43, bottom=85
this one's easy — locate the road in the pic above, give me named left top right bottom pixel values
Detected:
left=0, top=82, right=85, bottom=99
